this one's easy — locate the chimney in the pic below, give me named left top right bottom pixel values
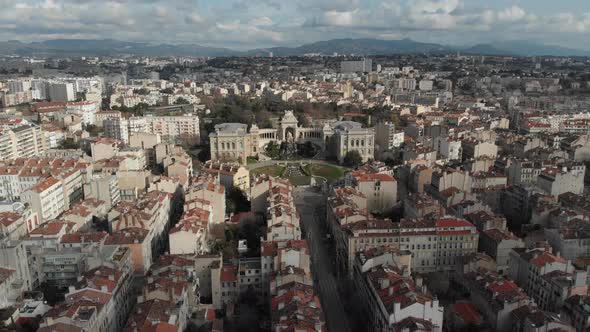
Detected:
left=68, top=286, right=76, bottom=294
left=101, top=285, right=108, bottom=293
left=108, top=274, right=115, bottom=281
left=388, top=286, right=393, bottom=296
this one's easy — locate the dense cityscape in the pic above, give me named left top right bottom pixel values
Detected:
left=2, top=2, right=590, bottom=332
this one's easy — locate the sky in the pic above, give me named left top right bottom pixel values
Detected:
left=0, top=0, right=589, bottom=50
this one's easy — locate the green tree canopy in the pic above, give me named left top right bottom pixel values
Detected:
left=343, top=150, right=363, bottom=168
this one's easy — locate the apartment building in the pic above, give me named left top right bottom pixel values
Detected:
left=21, top=177, right=65, bottom=223
left=201, top=160, right=250, bottom=193
left=104, top=228, right=151, bottom=275
left=478, top=228, right=525, bottom=274
left=1, top=90, right=33, bottom=107
left=0, top=123, right=46, bottom=161
left=111, top=190, right=171, bottom=257
left=353, top=246, right=443, bottom=332
left=103, top=117, right=129, bottom=143
left=271, top=283, right=325, bottom=332
left=37, top=288, right=111, bottom=332
left=327, top=187, right=478, bottom=275
left=403, top=192, right=445, bottom=219
left=124, top=298, right=188, bottom=332
left=456, top=268, right=531, bottom=332
left=266, top=186, right=301, bottom=242
left=84, top=174, right=121, bottom=210
left=434, top=135, right=462, bottom=161
left=142, top=114, right=201, bottom=145
left=461, top=139, right=498, bottom=161
left=347, top=168, right=397, bottom=214
left=564, top=295, right=590, bottom=332
left=185, top=175, right=225, bottom=225
left=508, top=248, right=587, bottom=311
left=374, top=122, right=404, bottom=156
left=537, top=162, right=586, bottom=197
left=0, top=210, right=37, bottom=293
left=168, top=206, right=210, bottom=255
left=250, top=175, right=292, bottom=214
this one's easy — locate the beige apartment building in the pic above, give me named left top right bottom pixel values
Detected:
left=143, top=114, right=201, bottom=145
left=201, top=160, right=250, bottom=192
left=21, top=177, right=65, bottom=223
left=0, top=123, right=46, bottom=161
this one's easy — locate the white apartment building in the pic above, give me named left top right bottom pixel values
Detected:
left=143, top=114, right=200, bottom=144
left=21, top=177, right=65, bottom=223
left=434, top=136, right=462, bottom=161
left=103, top=117, right=129, bottom=143
left=48, top=82, right=75, bottom=102
left=65, top=101, right=99, bottom=125
left=0, top=123, right=46, bottom=161
left=374, top=122, right=404, bottom=155
left=537, top=163, right=586, bottom=197
left=354, top=250, right=444, bottom=332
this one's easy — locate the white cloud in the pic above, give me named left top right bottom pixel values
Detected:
left=185, top=13, right=204, bottom=24
left=322, top=10, right=356, bottom=27
left=498, top=6, right=526, bottom=22
left=0, top=0, right=588, bottom=49
left=249, top=17, right=273, bottom=27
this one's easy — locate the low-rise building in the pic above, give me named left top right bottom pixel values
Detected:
left=201, top=160, right=250, bottom=193
left=353, top=246, right=443, bottom=331
left=479, top=228, right=525, bottom=274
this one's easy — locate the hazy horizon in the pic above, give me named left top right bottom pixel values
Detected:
left=0, top=0, right=589, bottom=50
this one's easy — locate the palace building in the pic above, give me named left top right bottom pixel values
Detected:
left=209, top=110, right=375, bottom=164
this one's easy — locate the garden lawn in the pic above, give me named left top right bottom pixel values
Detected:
left=250, top=165, right=285, bottom=177
left=306, top=163, right=345, bottom=182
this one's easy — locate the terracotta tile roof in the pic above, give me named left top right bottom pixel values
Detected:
left=80, top=266, right=124, bottom=293
left=436, top=217, right=475, bottom=228
left=530, top=252, right=567, bottom=268
left=60, top=231, right=108, bottom=244
left=142, top=322, right=178, bottom=332
left=220, top=265, right=238, bottom=282
left=124, top=299, right=178, bottom=332
left=105, top=227, right=149, bottom=245
left=0, top=267, right=15, bottom=284
left=355, top=173, right=396, bottom=182
left=262, top=241, right=278, bottom=257
left=0, top=211, right=22, bottom=227
left=37, top=322, right=83, bottom=332
left=31, top=176, right=60, bottom=193
left=452, top=302, right=481, bottom=324
left=29, top=222, right=68, bottom=236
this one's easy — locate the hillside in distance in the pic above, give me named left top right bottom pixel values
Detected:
left=246, top=38, right=450, bottom=56
left=1, top=38, right=589, bottom=58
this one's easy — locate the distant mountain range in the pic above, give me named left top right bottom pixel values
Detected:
left=1, top=38, right=589, bottom=58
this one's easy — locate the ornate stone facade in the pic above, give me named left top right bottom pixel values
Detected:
left=209, top=110, right=374, bottom=164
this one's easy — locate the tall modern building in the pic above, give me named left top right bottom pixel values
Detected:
left=340, top=58, right=373, bottom=73
left=0, top=123, right=46, bottom=160
left=48, top=83, right=75, bottom=102
left=103, top=117, right=129, bottom=143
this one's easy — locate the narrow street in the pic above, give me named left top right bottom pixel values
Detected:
left=294, top=187, right=352, bottom=332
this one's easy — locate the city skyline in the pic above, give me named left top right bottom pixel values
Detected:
left=0, top=0, right=589, bottom=50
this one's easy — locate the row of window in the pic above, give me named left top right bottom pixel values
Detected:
left=219, top=141, right=244, bottom=150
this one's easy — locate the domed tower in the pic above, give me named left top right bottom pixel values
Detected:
left=280, top=110, right=299, bottom=142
